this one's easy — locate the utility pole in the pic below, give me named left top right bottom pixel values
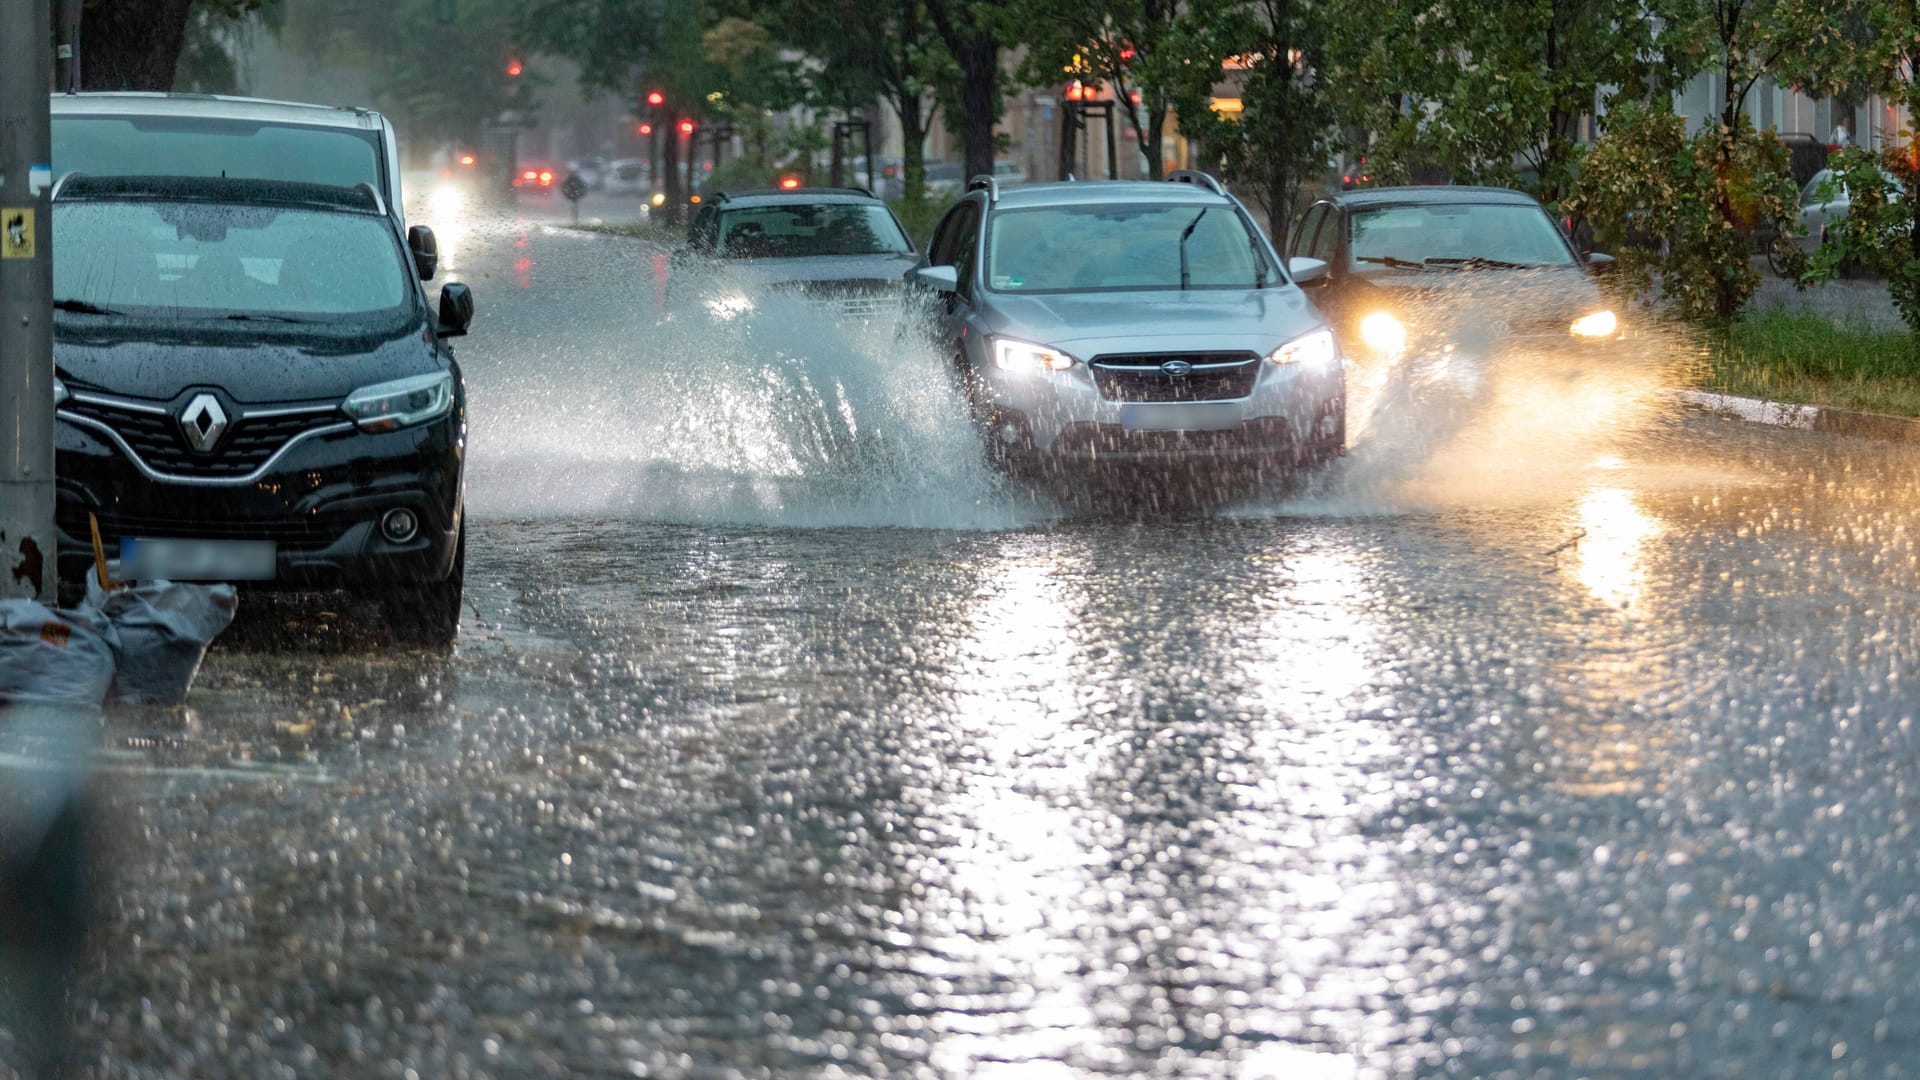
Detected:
left=1, top=0, right=57, bottom=603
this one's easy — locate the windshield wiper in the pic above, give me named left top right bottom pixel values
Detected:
left=1177, top=208, right=1208, bottom=290
left=215, top=313, right=317, bottom=324
left=1354, top=255, right=1426, bottom=271
left=1425, top=256, right=1536, bottom=270
left=52, top=298, right=123, bottom=315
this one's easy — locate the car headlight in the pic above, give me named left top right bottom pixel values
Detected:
left=1571, top=309, right=1618, bottom=338
left=994, top=337, right=1077, bottom=372
left=1359, top=312, right=1407, bottom=356
left=343, top=371, right=454, bottom=433
left=1268, top=328, right=1338, bottom=366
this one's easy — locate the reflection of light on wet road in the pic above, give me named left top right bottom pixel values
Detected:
left=930, top=540, right=1099, bottom=1073
left=1237, top=543, right=1410, bottom=1064
left=1575, top=487, right=1660, bottom=610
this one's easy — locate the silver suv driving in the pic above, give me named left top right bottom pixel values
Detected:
left=909, top=172, right=1343, bottom=475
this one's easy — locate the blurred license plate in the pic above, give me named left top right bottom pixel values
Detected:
left=1119, top=403, right=1239, bottom=432
left=121, top=538, right=275, bottom=581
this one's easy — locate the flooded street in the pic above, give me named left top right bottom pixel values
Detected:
left=51, top=211, right=1920, bottom=1078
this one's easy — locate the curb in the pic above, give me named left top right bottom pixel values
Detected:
left=1673, top=389, right=1920, bottom=445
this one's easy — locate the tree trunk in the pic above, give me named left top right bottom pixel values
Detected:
left=1144, top=99, right=1166, bottom=181
left=956, top=34, right=998, bottom=181
left=897, top=93, right=928, bottom=204
left=80, top=0, right=196, bottom=91
left=662, top=119, right=684, bottom=225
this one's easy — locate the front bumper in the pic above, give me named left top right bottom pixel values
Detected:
left=980, top=353, right=1345, bottom=467
left=54, top=411, right=463, bottom=591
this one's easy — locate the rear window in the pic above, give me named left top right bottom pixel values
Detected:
left=54, top=200, right=409, bottom=321
left=54, top=116, right=384, bottom=197
left=716, top=204, right=911, bottom=258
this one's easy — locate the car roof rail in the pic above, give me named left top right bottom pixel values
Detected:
left=1167, top=169, right=1227, bottom=196
left=967, top=174, right=1000, bottom=203
left=49, top=171, right=86, bottom=200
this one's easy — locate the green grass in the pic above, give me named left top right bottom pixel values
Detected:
left=1706, top=308, right=1920, bottom=416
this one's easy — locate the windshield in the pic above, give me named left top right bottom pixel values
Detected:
left=987, top=203, right=1273, bottom=292
left=716, top=204, right=911, bottom=258
left=1349, top=203, right=1576, bottom=270
left=53, top=116, right=385, bottom=198
left=54, top=200, right=409, bottom=320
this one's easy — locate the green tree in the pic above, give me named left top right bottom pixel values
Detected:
left=1175, top=0, right=1336, bottom=252
left=1014, top=0, right=1195, bottom=179
left=1773, top=0, right=1920, bottom=346
left=925, top=0, right=1002, bottom=182
left=1568, top=101, right=1799, bottom=322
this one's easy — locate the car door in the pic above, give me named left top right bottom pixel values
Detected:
left=1297, top=202, right=1356, bottom=327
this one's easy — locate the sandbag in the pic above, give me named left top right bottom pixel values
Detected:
left=88, top=579, right=236, bottom=706
left=0, top=600, right=118, bottom=709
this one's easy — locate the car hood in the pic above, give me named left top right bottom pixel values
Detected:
left=983, top=287, right=1326, bottom=355
left=722, top=253, right=920, bottom=292
left=53, top=315, right=443, bottom=406
left=1347, top=266, right=1607, bottom=334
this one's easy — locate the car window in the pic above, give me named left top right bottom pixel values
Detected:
left=986, top=203, right=1273, bottom=293
left=715, top=203, right=911, bottom=258
left=949, top=203, right=983, bottom=296
left=1308, top=205, right=1340, bottom=262
left=928, top=201, right=974, bottom=267
left=54, top=201, right=409, bottom=319
left=1348, top=203, right=1576, bottom=269
left=54, top=116, right=386, bottom=201
left=1294, top=204, right=1327, bottom=258
left=1802, top=171, right=1835, bottom=207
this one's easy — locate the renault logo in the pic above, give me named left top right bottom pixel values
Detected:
left=1160, top=360, right=1194, bottom=377
left=179, top=393, right=227, bottom=453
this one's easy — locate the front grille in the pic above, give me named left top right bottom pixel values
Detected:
left=62, top=398, right=343, bottom=479
left=57, top=506, right=349, bottom=549
left=1089, top=352, right=1261, bottom=403
left=1053, top=417, right=1294, bottom=457
left=817, top=294, right=896, bottom=318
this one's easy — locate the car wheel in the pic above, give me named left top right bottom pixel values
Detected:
left=384, top=522, right=464, bottom=648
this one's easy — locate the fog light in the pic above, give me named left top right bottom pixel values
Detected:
left=381, top=508, right=420, bottom=543
left=1360, top=311, right=1407, bottom=356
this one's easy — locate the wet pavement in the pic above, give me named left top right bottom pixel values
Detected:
left=18, top=210, right=1920, bottom=1078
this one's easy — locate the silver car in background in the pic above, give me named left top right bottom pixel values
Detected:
left=907, top=171, right=1344, bottom=477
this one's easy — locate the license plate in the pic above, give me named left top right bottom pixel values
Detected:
left=120, top=538, right=276, bottom=582
left=1119, top=403, right=1241, bottom=432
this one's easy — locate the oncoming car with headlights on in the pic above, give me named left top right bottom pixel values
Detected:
left=906, top=171, right=1344, bottom=480
left=1289, top=186, right=1622, bottom=368
left=49, top=175, right=473, bottom=646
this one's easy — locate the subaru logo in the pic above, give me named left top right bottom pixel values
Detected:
left=1160, top=360, right=1194, bottom=377
left=179, top=393, right=227, bottom=453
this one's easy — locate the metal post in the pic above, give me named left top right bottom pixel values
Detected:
left=58, top=0, right=83, bottom=92
left=1, top=0, right=57, bottom=603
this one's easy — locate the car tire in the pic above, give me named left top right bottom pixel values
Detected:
left=384, top=522, right=464, bottom=649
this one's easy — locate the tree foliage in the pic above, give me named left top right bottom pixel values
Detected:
left=1568, top=103, right=1798, bottom=322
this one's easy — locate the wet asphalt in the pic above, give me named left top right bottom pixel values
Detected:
left=15, top=199, right=1920, bottom=1078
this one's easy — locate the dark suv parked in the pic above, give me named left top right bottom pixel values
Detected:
left=50, top=175, right=473, bottom=645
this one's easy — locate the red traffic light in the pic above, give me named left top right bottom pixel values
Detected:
left=506, top=59, right=523, bottom=77
left=646, top=90, right=665, bottom=107
left=678, top=119, right=695, bottom=135
left=778, top=175, right=801, bottom=190
left=638, top=123, right=654, bottom=136
left=458, top=153, right=476, bottom=167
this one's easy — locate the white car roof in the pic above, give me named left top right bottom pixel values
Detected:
left=51, top=92, right=387, bottom=132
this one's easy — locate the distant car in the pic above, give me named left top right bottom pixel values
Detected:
left=50, top=175, right=473, bottom=646
left=1794, top=166, right=1906, bottom=254
left=668, top=187, right=918, bottom=321
left=1290, top=186, right=1622, bottom=361
left=905, top=171, right=1344, bottom=476
left=604, top=158, right=649, bottom=196
left=513, top=163, right=558, bottom=195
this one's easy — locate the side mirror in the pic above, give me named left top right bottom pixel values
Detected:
left=1287, top=256, right=1330, bottom=285
left=408, top=225, right=439, bottom=281
left=910, top=264, right=959, bottom=293
left=1586, top=251, right=1616, bottom=274
left=437, top=282, right=473, bottom=337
